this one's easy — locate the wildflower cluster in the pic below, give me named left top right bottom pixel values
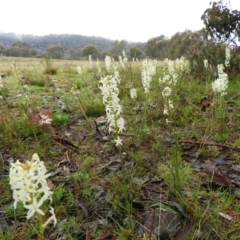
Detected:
left=167, top=60, right=178, bottom=83
left=141, top=59, right=157, bottom=93
left=105, top=56, right=113, bottom=72
left=122, top=50, right=128, bottom=62
left=212, top=64, right=228, bottom=96
left=132, top=58, right=139, bottom=62
left=71, top=84, right=80, bottom=96
left=225, top=46, right=230, bottom=68
left=51, top=79, right=60, bottom=91
left=77, top=66, right=82, bottom=75
left=96, top=59, right=102, bottom=73
left=130, top=88, right=137, bottom=99
left=9, top=153, right=57, bottom=227
left=175, top=56, right=189, bottom=73
left=204, top=59, right=208, bottom=69
left=159, top=59, right=176, bottom=122
left=89, top=55, right=92, bottom=69
left=159, top=59, right=178, bottom=85
left=119, top=50, right=128, bottom=69
left=162, top=86, right=172, bottom=99
left=162, top=86, right=174, bottom=117
left=99, top=73, right=125, bottom=146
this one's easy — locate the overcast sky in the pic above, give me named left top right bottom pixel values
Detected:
left=1, top=0, right=240, bottom=42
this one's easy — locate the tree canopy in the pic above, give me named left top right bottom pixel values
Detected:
left=81, top=44, right=99, bottom=59
left=46, top=44, right=64, bottom=59
left=201, top=0, right=240, bottom=46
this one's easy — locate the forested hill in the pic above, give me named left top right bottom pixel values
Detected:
left=0, top=32, right=147, bottom=59
left=0, top=32, right=117, bottom=51
left=0, top=29, right=215, bottom=61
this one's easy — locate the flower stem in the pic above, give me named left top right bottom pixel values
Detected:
left=37, top=213, right=44, bottom=240
left=76, top=95, right=91, bottom=129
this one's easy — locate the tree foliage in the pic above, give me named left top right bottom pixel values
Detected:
left=167, top=31, right=196, bottom=59
left=146, top=35, right=168, bottom=59
left=46, top=44, right=64, bottom=59
left=196, top=1, right=240, bottom=79
left=2, top=41, right=37, bottom=57
left=145, top=32, right=202, bottom=60
left=201, top=0, right=240, bottom=46
left=81, top=44, right=99, bottom=59
left=187, top=32, right=226, bottom=78
left=11, top=41, right=31, bottom=48
left=130, top=46, right=143, bottom=59
left=112, top=40, right=128, bottom=60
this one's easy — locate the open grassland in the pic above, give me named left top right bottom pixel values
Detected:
left=1, top=56, right=240, bottom=239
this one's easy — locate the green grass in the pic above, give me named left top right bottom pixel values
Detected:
left=1, top=56, right=240, bottom=239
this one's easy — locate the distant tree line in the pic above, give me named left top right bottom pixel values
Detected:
left=0, top=41, right=38, bottom=57
left=0, top=30, right=210, bottom=61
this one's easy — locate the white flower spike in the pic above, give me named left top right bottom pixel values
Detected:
left=9, top=153, right=57, bottom=227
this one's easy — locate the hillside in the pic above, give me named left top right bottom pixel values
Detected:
left=0, top=32, right=146, bottom=55
left=0, top=32, right=116, bottom=51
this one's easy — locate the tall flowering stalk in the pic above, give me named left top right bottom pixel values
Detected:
left=99, top=73, right=125, bottom=139
left=211, top=46, right=230, bottom=120
left=130, top=88, right=137, bottom=99
left=122, top=50, right=128, bottom=63
left=9, top=153, right=57, bottom=240
left=77, top=66, right=82, bottom=75
left=159, top=59, right=178, bottom=124
left=225, top=46, right=230, bottom=68
left=159, top=59, right=178, bottom=85
left=105, top=56, right=113, bottom=72
left=119, top=56, right=124, bottom=69
left=70, top=84, right=90, bottom=128
left=167, top=60, right=178, bottom=84
left=119, top=50, right=128, bottom=69
left=141, top=59, right=157, bottom=94
left=96, top=58, right=102, bottom=73
left=212, top=64, right=228, bottom=96
left=212, top=46, right=230, bottom=92
left=204, top=59, right=208, bottom=69
left=212, top=64, right=228, bottom=119
left=162, top=86, right=174, bottom=124
left=89, top=55, right=92, bottom=69
left=175, top=56, right=189, bottom=74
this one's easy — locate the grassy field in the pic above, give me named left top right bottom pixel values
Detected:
left=1, top=55, right=240, bottom=240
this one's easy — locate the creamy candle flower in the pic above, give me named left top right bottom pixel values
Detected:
left=9, top=153, right=57, bottom=230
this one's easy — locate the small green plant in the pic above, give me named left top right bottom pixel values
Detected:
left=52, top=112, right=69, bottom=126
left=159, top=145, right=192, bottom=192
left=43, top=67, right=57, bottom=75
left=235, top=138, right=240, bottom=146
left=42, top=56, right=57, bottom=75
left=61, top=216, right=84, bottom=239
left=73, top=80, right=82, bottom=90
left=29, top=78, right=46, bottom=87
left=0, top=86, right=9, bottom=99
left=0, top=231, right=12, bottom=240
left=85, top=101, right=105, bottom=117
left=4, top=201, right=26, bottom=220
left=214, top=132, right=229, bottom=142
